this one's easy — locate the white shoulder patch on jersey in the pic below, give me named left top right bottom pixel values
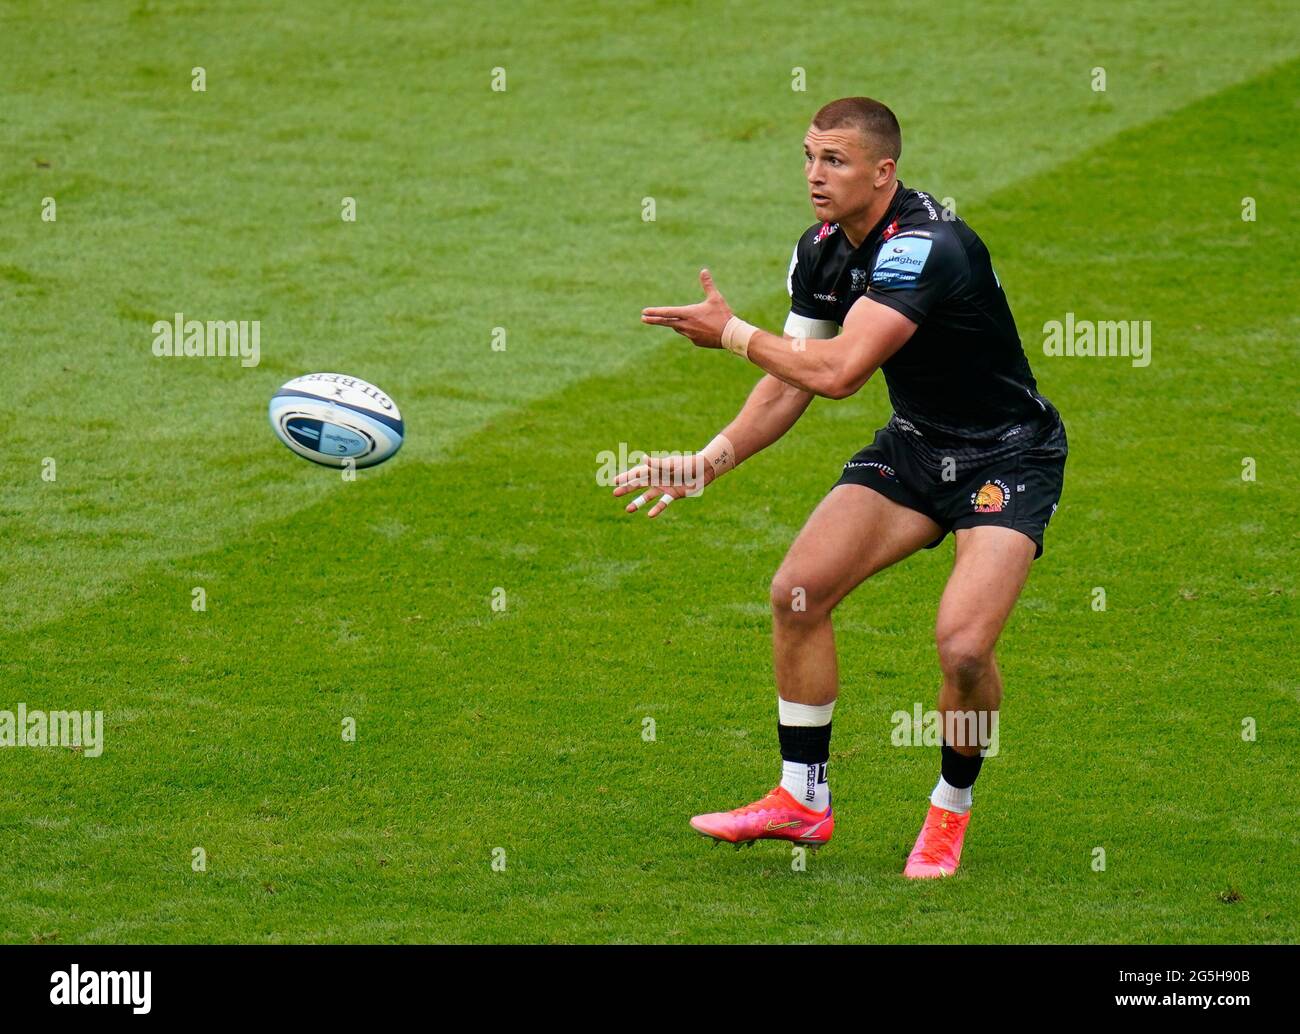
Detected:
left=786, top=243, right=799, bottom=297
left=871, top=235, right=934, bottom=289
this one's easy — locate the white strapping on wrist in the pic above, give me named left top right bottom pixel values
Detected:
left=698, top=432, right=738, bottom=486
left=721, top=315, right=758, bottom=358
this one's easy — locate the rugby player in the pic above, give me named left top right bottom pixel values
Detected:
left=613, top=97, right=1066, bottom=877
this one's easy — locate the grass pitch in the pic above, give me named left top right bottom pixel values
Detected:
left=0, top=1, right=1297, bottom=943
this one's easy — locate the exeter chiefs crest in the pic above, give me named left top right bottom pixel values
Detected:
left=971, top=479, right=1011, bottom=513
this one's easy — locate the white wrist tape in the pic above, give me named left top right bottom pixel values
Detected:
left=699, top=433, right=738, bottom=482
left=721, top=316, right=758, bottom=358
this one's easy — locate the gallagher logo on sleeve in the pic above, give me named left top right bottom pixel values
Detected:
left=871, top=232, right=932, bottom=289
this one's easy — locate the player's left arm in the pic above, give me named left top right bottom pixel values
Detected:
left=641, top=268, right=916, bottom=399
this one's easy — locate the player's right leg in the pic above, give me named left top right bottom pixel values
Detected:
left=690, top=482, right=941, bottom=847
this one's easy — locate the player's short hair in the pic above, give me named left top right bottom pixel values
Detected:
left=811, top=97, right=901, bottom=161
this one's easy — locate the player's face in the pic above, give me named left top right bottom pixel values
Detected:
left=803, top=126, right=888, bottom=223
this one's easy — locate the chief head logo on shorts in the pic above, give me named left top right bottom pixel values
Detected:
left=972, top=479, right=1011, bottom=513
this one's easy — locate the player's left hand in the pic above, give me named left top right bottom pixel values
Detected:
left=611, top=451, right=712, bottom=518
left=641, top=268, right=733, bottom=348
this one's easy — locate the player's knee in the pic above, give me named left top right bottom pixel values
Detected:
left=935, top=628, right=994, bottom=690
left=770, top=568, right=831, bottom=624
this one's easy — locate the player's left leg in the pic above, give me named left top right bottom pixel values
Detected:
left=903, top=525, right=1036, bottom=878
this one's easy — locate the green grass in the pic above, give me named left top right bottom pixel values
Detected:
left=0, top=1, right=1296, bottom=943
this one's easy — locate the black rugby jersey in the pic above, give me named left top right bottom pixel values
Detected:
left=787, top=181, right=1058, bottom=460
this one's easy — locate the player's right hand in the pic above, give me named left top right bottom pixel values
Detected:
left=611, top=452, right=713, bottom=518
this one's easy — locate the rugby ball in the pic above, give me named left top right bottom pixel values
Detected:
left=268, top=372, right=404, bottom=468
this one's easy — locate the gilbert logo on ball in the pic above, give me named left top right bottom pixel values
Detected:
left=269, top=373, right=404, bottom=468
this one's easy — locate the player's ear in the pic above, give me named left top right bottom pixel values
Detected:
left=875, top=157, right=895, bottom=188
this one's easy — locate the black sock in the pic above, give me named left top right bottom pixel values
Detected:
left=940, top=741, right=984, bottom=789
left=778, top=721, right=832, bottom=765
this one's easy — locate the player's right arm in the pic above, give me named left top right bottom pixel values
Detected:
left=718, top=364, right=813, bottom=461
left=612, top=238, right=837, bottom=518
left=613, top=323, right=833, bottom=518
left=715, top=235, right=841, bottom=464
left=712, top=238, right=843, bottom=457
left=688, top=250, right=841, bottom=472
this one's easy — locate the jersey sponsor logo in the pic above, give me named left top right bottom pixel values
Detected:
left=814, top=291, right=838, bottom=302
left=814, top=221, right=838, bottom=244
left=916, top=191, right=941, bottom=220
left=881, top=219, right=900, bottom=241
left=871, top=235, right=933, bottom=289
left=971, top=479, right=1011, bottom=513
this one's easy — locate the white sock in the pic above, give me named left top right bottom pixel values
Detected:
left=778, top=697, right=834, bottom=811
left=930, top=775, right=972, bottom=814
left=777, top=698, right=835, bottom=727
left=781, top=760, right=830, bottom=811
